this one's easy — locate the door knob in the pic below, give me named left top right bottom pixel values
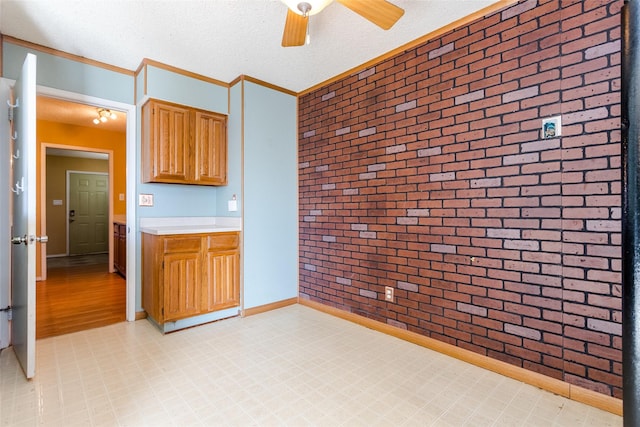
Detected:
left=11, top=235, right=48, bottom=245
left=11, top=235, right=27, bottom=245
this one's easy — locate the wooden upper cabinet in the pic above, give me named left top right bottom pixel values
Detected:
left=142, top=99, right=228, bottom=186
left=155, top=102, right=190, bottom=181
left=195, top=111, right=228, bottom=185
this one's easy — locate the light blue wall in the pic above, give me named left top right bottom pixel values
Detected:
left=3, top=42, right=133, bottom=104
left=135, top=70, right=145, bottom=105
left=135, top=65, right=230, bottom=220
left=146, top=66, right=228, bottom=114
left=218, top=83, right=242, bottom=218
left=4, top=39, right=300, bottom=314
left=243, top=81, right=298, bottom=308
left=134, top=65, right=231, bottom=310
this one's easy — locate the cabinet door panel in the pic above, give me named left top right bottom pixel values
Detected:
left=154, top=103, right=190, bottom=182
left=113, top=223, right=126, bottom=277
left=204, top=250, right=239, bottom=311
left=118, top=225, right=126, bottom=277
left=163, top=252, right=201, bottom=321
left=113, top=223, right=119, bottom=272
left=194, top=112, right=227, bottom=185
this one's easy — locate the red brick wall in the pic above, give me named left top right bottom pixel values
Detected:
left=298, top=0, right=622, bottom=397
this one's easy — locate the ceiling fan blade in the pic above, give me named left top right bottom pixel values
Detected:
left=336, top=0, right=404, bottom=30
left=282, top=9, right=308, bottom=47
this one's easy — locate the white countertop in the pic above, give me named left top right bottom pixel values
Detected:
left=139, top=217, right=241, bottom=235
left=113, top=215, right=126, bottom=224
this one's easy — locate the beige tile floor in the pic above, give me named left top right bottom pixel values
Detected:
left=0, top=304, right=622, bottom=426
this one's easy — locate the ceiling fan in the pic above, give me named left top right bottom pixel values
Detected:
left=281, top=0, right=405, bottom=47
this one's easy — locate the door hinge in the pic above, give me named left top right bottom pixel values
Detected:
left=1, top=306, right=12, bottom=320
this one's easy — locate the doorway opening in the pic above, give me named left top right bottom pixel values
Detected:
left=36, top=95, right=130, bottom=338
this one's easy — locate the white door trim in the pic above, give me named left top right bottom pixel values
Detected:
left=37, top=85, right=137, bottom=322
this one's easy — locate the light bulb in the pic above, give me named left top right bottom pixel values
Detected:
left=93, top=118, right=100, bottom=125
left=110, top=112, right=117, bottom=120
left=100, top=116, right=108, bottom=123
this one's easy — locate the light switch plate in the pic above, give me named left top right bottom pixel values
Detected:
left=119, top=193, right=125, bottom=201
left=228, top=200, right=238, bottom=212
left=139, top=194, right=154, bottom=206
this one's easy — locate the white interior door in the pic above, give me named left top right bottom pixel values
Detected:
left=10, top=53, right=39, bottom=379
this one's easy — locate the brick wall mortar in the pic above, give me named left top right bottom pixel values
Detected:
left=298, top=0, right=622, bottom=398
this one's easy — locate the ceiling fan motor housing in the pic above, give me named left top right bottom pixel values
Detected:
left=298, top=2, right=312, bottom=15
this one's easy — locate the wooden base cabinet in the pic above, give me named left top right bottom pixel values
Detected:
left=204, top=234, right=240, bottom=312
left=113, top=222, right=126, bottom=278
left=142, top=232, right=240, bottom=325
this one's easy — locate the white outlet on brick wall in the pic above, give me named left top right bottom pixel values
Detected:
left=385, top=286, right=394, bottom=302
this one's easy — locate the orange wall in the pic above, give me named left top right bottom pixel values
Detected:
left=36, top=120, right=126, bottom=275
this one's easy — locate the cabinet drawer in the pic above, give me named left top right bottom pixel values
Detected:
left=163, top=236, right=202, bottom=253
left=206, top=233, right=239, bottom=251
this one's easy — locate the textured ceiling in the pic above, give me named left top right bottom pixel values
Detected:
left=38, top=96, right=126, bottom=132
left=0, top=0, right=501, bottom=93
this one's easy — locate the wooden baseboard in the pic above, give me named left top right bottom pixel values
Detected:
left=135, top=311, right=147, bottom=320
left=299, top=298, right=622, bottom=416
left=571, top=385, right=622, bottom=416
left=242, top=297, right=298, bottom=317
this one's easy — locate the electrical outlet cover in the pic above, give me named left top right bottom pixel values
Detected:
left=139, top=194, right=154, bottom=206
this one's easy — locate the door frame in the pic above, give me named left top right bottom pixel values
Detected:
left=65, top=170, right=110, bottom=256
left=41, top=149, right=113, bottom=274
left=37, top=86, right=136, bottom=322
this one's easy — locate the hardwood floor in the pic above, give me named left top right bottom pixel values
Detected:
left=37, top=255, right=126, bottom=339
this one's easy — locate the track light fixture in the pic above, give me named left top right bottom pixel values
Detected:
left=93, top=108, right=117, bottom=125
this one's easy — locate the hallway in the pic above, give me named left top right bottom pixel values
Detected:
left=37, top=254, right=125, bottom=339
